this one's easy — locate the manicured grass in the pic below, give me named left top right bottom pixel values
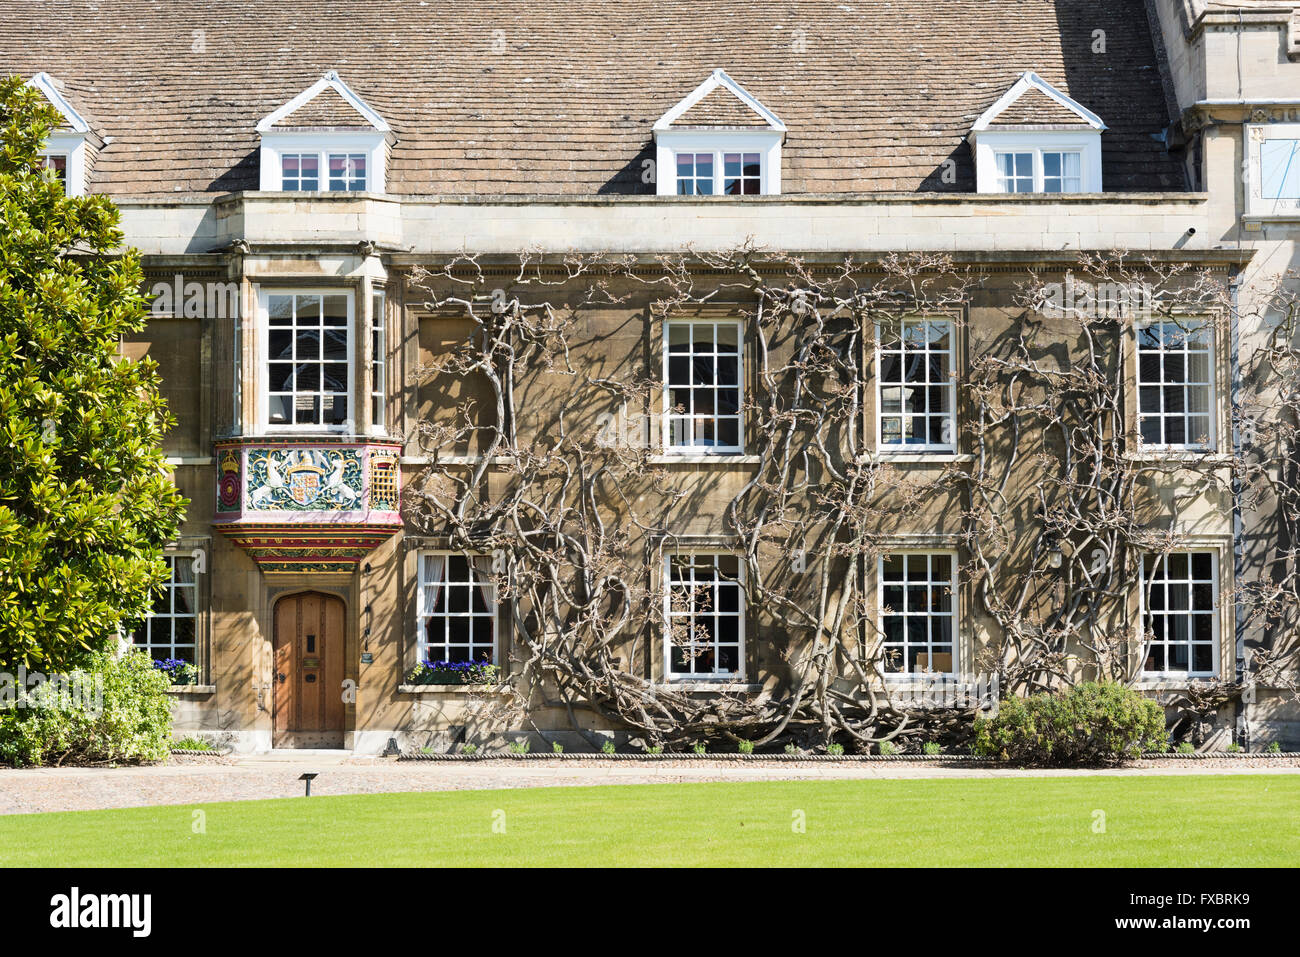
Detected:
left=0, top=775, right=1295, bottom=866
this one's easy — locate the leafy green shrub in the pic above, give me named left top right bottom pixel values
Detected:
left=551, top=740, right=564, bottom=753
left=507, top=738, right=531, bottom=754
left=692, top=741, right=707, bottom=755
left=1226, top=742, right=1242, bottom=753
left=826, top=742, right=844, bottom=756
left=1176, top=741, right=1196, bottom=754
left=973, top=683, right=1167, bottom=765
left=0, top=650, right=172, bottom=767
left=737, top=739, right=754, bottom=754
left=922, top=741, right=942, bottom=756
left=784, top=743, right=803, bottom=755
left=1266, top=741, right=1282, bottom=754
left=460, top=743, right=478, bottom=755
left=601, top=739, right=616, bottom=755
left=172, top=736, right=213, bottom=752
left=645, top=744, right=663, bottom=755
left=878, top=741, right=897, bottom=756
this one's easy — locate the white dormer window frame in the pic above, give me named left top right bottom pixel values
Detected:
left=969, top=71, right=1106, bottom=195
left=28, top=73, right=94, bottom=197
left=256, top=71, right=390, bottom=194
left=1245, top=123, right=1300, bottom=220
left=653, top=69, right=785, bottom=197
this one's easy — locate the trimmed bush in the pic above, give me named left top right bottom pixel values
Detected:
left=973, top=682, right=1166, bottom=766
left=0, top=650, right=172, bottom=767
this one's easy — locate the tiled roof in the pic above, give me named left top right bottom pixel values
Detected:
left=269, top=87, right=378, bottom=129
left=1, top=0, right=1186, bottom=197
left=671, top=87, right=772, bottom=128
left=988, top=88, right=1094, bottom=127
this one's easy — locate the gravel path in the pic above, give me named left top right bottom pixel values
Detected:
left=0, top=755, right=1296, bottom=815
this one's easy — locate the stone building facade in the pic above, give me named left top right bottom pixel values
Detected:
left=6, top=0, right=1300, bottom=750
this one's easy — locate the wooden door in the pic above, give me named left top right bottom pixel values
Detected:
left=273, top=592, right=346, bottom=746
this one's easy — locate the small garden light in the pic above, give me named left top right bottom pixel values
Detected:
left=299, top=772, right=318, bottom=797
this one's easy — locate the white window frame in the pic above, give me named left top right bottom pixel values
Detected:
left=662, top=319, right=744, bottom=455
left=257, top=288, right=355, bottom=434
left=663, top=551, right=746, bottom=682
left=257, top=131, right=387, bottom=193
left=654, top=131, right=782, bottom=197
left=669, top=146, right=766, bottom=196
left=370, top=289, right=387, bottom=432
left=875, top=316, right=957, bottom=453
left=1138, top=551, right=1220, bottom=681
left=415, top=551, right=499, bottom=667
left=876, top=550, right=959, bottom=679
left=991, top=148, right=1083, bottom=193
left=37, top=151, right=70, bottom=192
left=130, top=554, right=198, bottom=664
left=38, top=132, right=89, bottom=197
left=972, top=131, right=1102, bottom=194
left=1134, top=319, right=1216, bottom=452
left=1245, top=122, right=1300, bottom=219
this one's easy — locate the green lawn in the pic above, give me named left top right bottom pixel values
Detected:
left=0, top=775, right=1295, bottom=866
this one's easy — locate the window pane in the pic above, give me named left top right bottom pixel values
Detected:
left=1143, top=551, right=1216, bottom=676
left=1261, top=139, right=1300, bottom=199
left=265, top=293, right=350, bottom=428
left=665, top=322, right=742, bottom=450
left=666, top=552, right=743, bottom=678
left=879, top=552, right=957, bottom=675
left=879, top=318, right=954, bottom=448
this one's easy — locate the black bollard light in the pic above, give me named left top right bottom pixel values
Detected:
left=299, top=772, right=318, bottom=797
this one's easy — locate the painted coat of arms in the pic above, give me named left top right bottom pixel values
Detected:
left=247, top=448, right=364, bottom=511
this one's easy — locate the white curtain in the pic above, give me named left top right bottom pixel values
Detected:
left=470, top=554, right=498, bottom=614
left=420, top=554, right=446, bottom=616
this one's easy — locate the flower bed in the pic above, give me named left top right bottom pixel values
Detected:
left=403, top=659, right=501, bottom=686
left=152, top=658, right=198, bottom=686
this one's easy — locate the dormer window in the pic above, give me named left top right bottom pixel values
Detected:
left=653, top=69, right=785, bottom=197
left=969, top=71, right=1105, bottom=194
left=277, top=152, right=367, bottom=192
left=256, top=71, right=392, bottom=194
left=27, top=72, right=100, bottom=198
left=39, top=152, right=69, bottom=186
left=994, top=149, right=1082, bottom=193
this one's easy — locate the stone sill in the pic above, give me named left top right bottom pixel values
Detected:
left=165, top=684, right=216, bottom=696
left=1124, top=452, right=1230, bottom=466
left=397, top=684, right=511, bottom=695
left=860, top=453, right=974, bottom=465
left=1135, top=679, right=1225, bottom=691
left=400, top=455, right=517, bottom=466
left=647, top=454, right=761, bottom=465
left=655, top=682, right=763, bottom=693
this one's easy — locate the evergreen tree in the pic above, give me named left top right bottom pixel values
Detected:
left=0, top=76, right=186, bottom=671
